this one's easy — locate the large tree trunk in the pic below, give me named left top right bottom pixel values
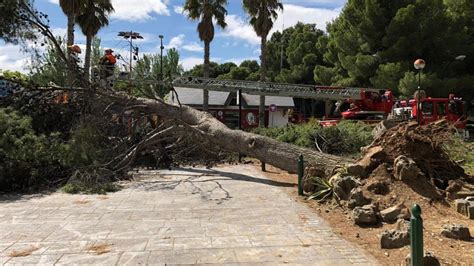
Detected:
left=66, top=14, right=75, bottom=87
left=203, top=40, right=210, bottom=112
left=84, top=35, right=92, bottom=80
left=130, top=97, right=353, bottom=175
left=66, top=14, right=75, bottom=47
left=259, top=34, right=268, bottom=127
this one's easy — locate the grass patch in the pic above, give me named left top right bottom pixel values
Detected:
left=62, top=182, right=120, bottom=195
left=444, top=137, right=474, bottom=175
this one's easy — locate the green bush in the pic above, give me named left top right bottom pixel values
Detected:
left=0, top=108, right=68, bottom=191
left=62, top=182, right=119, bottom=194
left=65, top=117, right=112, bottom=167
left=444, top=136, right=474, bottom=175
left=253, top=120, right=373, bottom=157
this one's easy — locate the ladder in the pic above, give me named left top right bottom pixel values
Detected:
left=169, top=76, right=379, bottom=100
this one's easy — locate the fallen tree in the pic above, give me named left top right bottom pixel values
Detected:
left=115, top=95, right=354, bottom=174
left=1, top=2, right=353, bottom=182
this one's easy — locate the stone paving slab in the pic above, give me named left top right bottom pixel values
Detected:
left=0, top=165, right=378, bottom=265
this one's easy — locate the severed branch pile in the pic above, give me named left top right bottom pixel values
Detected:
left=6, top=79, right=352, bottom=185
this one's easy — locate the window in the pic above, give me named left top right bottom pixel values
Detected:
left=224, top=111, right=239, bottom=129
left=422, top=102, right=433, bottom=116
left=437, top=102, right=446, bottom=116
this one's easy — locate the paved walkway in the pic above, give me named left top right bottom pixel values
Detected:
left=0, top=165, right=377, bottom=265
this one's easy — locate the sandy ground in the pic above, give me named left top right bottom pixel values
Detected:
left=257, top=163, right=474, bottom=266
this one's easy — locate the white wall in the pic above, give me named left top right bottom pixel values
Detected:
left=269, top=109, right=289, bottom=127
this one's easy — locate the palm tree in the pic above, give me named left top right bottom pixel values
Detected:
left=184, top=0, right=228, bottom=111
left=76, top=0, right=114, bottom=79
left=243, top=0, right=283, bottom=127
left=59, top=0, right=82, bottom=47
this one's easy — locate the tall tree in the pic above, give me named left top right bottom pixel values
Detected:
left=0, top=0, right=36, bottom=43
left=59, top=0, right=82, bottom=47
left=90, top=37, right=102, bottom=69
left=319, top=0, right=474, bottom=98
left=243, top=0, right=283, bottom=127
left=272, top=23, right=325, bottom=85
left=76, top=0, right=114, bottom=79
left=29, top=37, right=69, bottom=86
left=183, top=0, right=228, bottom=111
left=134, top=49, right=184, bottom=98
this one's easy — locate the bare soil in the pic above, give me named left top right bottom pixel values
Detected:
left=257, top=163, right=474, bottom=265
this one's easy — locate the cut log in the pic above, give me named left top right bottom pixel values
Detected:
left=130, top=96, right=353, bottom=175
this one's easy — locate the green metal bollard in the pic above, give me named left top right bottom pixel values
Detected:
left=297, top=154, right=304, bottom=196
left=261, top=161, right=266, bottom=172
left=410, top=204, right=423, bottom=266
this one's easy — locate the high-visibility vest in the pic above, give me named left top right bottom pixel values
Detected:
left=106, top=54, right=116, bottom=64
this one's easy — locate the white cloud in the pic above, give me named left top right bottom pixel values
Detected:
left=112, top=0, right=169, bottom=21
left=49, top=0, right=170, bottom=22
left=0, top=44, right=31, bottom=73
left=51, top=27, right=67, bottom=38
left=182, top=42, right=203, bottom=52
left=273, top=4, right=340, bottom=33
left=174, top=5, right=184, bottom=14
left=286, top=0, right=346, bottom=4
left=221, top=15, right=260, bottom=46
left=180, top=56, right=225, bottom=71
left=167, top=34, right=185, bottom=49
left=221, top=4, right=341, bottom=46
left=180, top=57, right=203, bottom=71
left=167, top=34, right=203, bottom=53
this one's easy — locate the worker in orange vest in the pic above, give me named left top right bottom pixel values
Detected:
left=99, top=49, right=117, bottom=78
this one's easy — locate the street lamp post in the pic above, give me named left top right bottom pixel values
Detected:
left=414, top=59, right=426, bottom=125
left=118, top=31, right=143, bottom=79
left=159, top=35, right=164, bottom=81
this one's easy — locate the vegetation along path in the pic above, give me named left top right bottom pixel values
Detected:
left=0, top=165, right=377, bottom=265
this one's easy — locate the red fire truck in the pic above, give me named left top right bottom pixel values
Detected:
left=319, top=89, right=467, bottom=132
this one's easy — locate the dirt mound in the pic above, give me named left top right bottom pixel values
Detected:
left=367, top=120, right=465, bottom=189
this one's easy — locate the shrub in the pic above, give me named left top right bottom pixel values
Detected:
left=253, top=120, right=373, bottom=157
left=444, top=136, right=474, bottom=175
left=62, top=182, right=119, bottom=194
left=0, top=108, right=68, bottom=191
left=65, top=117, right=112, bottom=167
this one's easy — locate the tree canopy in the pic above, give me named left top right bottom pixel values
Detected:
left=317, top=0, right=473, bottom=98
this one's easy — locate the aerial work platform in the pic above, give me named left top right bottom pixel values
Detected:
left=169, top=76, right=378, bottom=100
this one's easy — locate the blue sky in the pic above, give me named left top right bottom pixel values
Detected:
left=0, top=0, right=347, bottom=72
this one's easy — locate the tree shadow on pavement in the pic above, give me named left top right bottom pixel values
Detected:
left=0, top=192, right=52, bottom=203
left=125, top=167, right=296, bottom=204
left=171, top=167, right=295, bottom=188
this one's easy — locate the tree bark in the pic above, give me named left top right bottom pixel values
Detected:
left=259, top=33, right=268, bottom=127
left=84, top=35, right=92, bottom=80
left=66, top=14, right=75, bottom=47
left=128, top=96, right=353, bottom=175
left=66, top=14, right=75, bottom=87
left=203, top=40, right=210, bottom=112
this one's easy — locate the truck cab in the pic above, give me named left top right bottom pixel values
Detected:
left=412, top=96, right=467, bottom=129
